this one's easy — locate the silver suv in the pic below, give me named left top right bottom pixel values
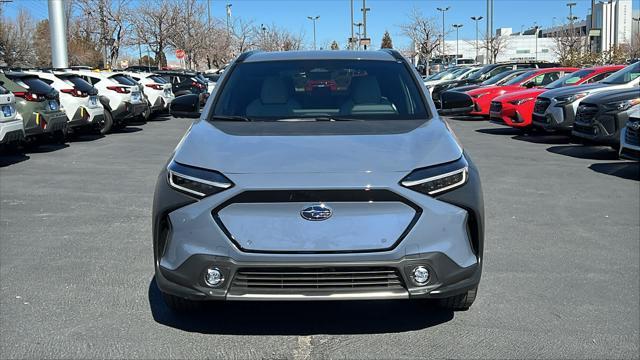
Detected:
left=153, top=50, right=484, bottom=312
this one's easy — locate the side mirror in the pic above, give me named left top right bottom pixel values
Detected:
left=170, top=94, right=200, bottom=118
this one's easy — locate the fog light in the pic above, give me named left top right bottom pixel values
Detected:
left=204, top=267, right=224, bottom=287
left=412, top=266, right=430, bottom=285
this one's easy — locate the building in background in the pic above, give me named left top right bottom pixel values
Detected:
left=588, top=0, right=633, bottom=52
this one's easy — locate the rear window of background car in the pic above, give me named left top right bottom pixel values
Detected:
left=13, top=77, right=54, bottom=94
left=62, top=76, right=95, bottom=92
left=110, top=75, right=137, bottom=86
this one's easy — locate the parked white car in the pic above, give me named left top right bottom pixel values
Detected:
left=619, top=104, right=640, bottom=161
left=0, top=84, right=24, bottom=145
left=69, top=70, right=146, bottom=133
left=26, top=70, right=106, bottom=134
left=121, top=71, right=174, bottom=115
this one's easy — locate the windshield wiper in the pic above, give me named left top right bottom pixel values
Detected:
left=210, top=115, right=252, bottom=122
left=314, top=116, right=362, bottom=121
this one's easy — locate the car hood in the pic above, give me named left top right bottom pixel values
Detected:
left=579, top=88, right=640, bottom=105
left=538, top=82, right=610, bottom=99
left=449, top=84, right=481, bottom=93
left=494, top=88, right=545, bottom=102
left=173, top=119, right=463, bottom=174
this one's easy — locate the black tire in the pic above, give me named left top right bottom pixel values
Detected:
left=438, top=286, right=478, bottom=311
left=98, top=110, right=114, bottom=135
left=140, top=103, right=151, bottom=122
left=161, top=291, right=200, bottom=313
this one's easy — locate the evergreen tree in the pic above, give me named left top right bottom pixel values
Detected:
left=330, top=41, right=339, bottom=50
left=381, top=31, right=393, bottom=49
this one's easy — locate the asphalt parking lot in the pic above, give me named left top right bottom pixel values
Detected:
left=1, top=116, right=638, bottom=359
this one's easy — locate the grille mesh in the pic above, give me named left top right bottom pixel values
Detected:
left=626, top=123, right=640, bottom=146
left=490, top=101, right=502, bottom=113
left=534, top=98, right=551, bottom=114
left=231, top=267, right=405, bottom=293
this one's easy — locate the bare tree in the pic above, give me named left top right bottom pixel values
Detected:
left=479, top=33, right=510, bottom=63
left=0, top=9, right=35, bottom=67
left=255, top=23, right=304, bottom=52
left=170, top=0, right=208, bottom=69
left=129, top=0, right=179, bottom=67
left=551, top=22, right=587, bottom=67
left=75, top=0, right=131, bottom=68
left=399, top=7, right=440, bottom=73
left=33, top=20, right=52, bottom=67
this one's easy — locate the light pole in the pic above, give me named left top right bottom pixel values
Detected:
left=361, top=0, right=370, bottom=50
left=354, top=22, right=363, bottom=50
left=452, top=24, right=463, bottom=65
left=307, top=15, right=320, bottom=50
left=437, top=6, right=450, bottom=65
left=533, top=23, right=539, bottom=61
left=226, top=3, right=232, bottom=37
left=471, top=16, right=483, bottom=62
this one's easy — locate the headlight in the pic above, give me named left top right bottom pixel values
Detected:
left=400, top=156, right=468, bottom=196
left=167, top=160, right=233, bottom=198
left=555, top=92, right=587, bottom=105
left=604, top=98, right=640, bottom=112
left=508, top=97, right=534, bottom=106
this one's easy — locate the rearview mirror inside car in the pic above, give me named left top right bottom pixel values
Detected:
left=170, top=94, right=201, bottom=118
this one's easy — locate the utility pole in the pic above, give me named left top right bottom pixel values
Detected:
left=350, top=0, right=354, bottom=50
left=437, top=6, right=450, bottom=65
left=47, top=0, right=68, bottom=68
left=567, top=2, right=577, bottom=31
left=226, top=3, right=232, bottom=38
left=471, top=16, right=483, bottom=62
left=534, top=23, right=539, bottom=61
left=361, top=0, right=370, bottom=50
left=307, top=16, right=320, bottom=50
left=354, top=22, right=363, bottom=50
left=99, top=0, right=108, bottom=68
left=452, top=24, right=463, bottom=65
left=207, top=0, right=211, bottom=29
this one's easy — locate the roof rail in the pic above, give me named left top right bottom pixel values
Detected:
left=235, top=50, right=261, bottom=64
left=380, top=49, right=405, bottom=62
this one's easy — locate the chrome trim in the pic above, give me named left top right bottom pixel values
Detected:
left=167, top=170, right=232, bottom=198
left=400, top=167, right=468, bottom=195
left=226, top=290, right=409, bottom=301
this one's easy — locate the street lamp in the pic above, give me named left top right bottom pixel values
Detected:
left=470, top=16, right=483, bottom=62
left=307, top=15, right=320, bottom=50
left=437, top=6, right=450, bottom=65
left=533, top=23, right=539, bottom=61
left=452, top=24, right=463, bottom=65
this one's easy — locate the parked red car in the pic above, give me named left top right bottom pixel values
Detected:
left=465, top=67, right=578, bottom=116
left=489, top=65, right=625, bottom=128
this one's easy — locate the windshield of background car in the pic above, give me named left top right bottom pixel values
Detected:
left=480, top=70, right=518, bottom=85
left=430, top=69, right=456, bottom=80
left=601, top=63, right=640, bottom=84
left=213, top=60, right=429, bottom=120
left=504, top=70, right=537, bottom=85
left=12, top=76, right=54, bottom=94
left=545, top=69, right=594, bottom=89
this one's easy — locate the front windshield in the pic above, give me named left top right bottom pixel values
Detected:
left=545, top=69, right=594, bottom=89
left=504, top=70, right=537, bottom=85
left=601, top=62, right=640, bottom=84
left=213, top=60, right=428, bottom=120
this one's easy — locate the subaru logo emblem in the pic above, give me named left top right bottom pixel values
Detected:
left=629, top=121, right=640, bottom=131
left=300, top=204, right=332, bottom=221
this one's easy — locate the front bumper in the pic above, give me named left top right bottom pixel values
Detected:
left=572, top=111, right=629, bottom=146
left=156, top=252, right=481, bottom=301
left=0, top=119, right=25, bottom=144
left=620, top=126, right=640, bottom=161
left=532, top=99, right=578, bottom=131
left=152, top=155, right=484, bottom=301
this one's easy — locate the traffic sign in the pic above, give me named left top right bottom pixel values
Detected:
left=176, top=49, right=185, bottom=59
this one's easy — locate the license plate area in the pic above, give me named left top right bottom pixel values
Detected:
left=48, top=100, right=59, bottom=111
left=89, top=96, right=98, bottom=107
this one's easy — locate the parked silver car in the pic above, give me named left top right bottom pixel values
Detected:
left=153, top=50, right=484, bottom=312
